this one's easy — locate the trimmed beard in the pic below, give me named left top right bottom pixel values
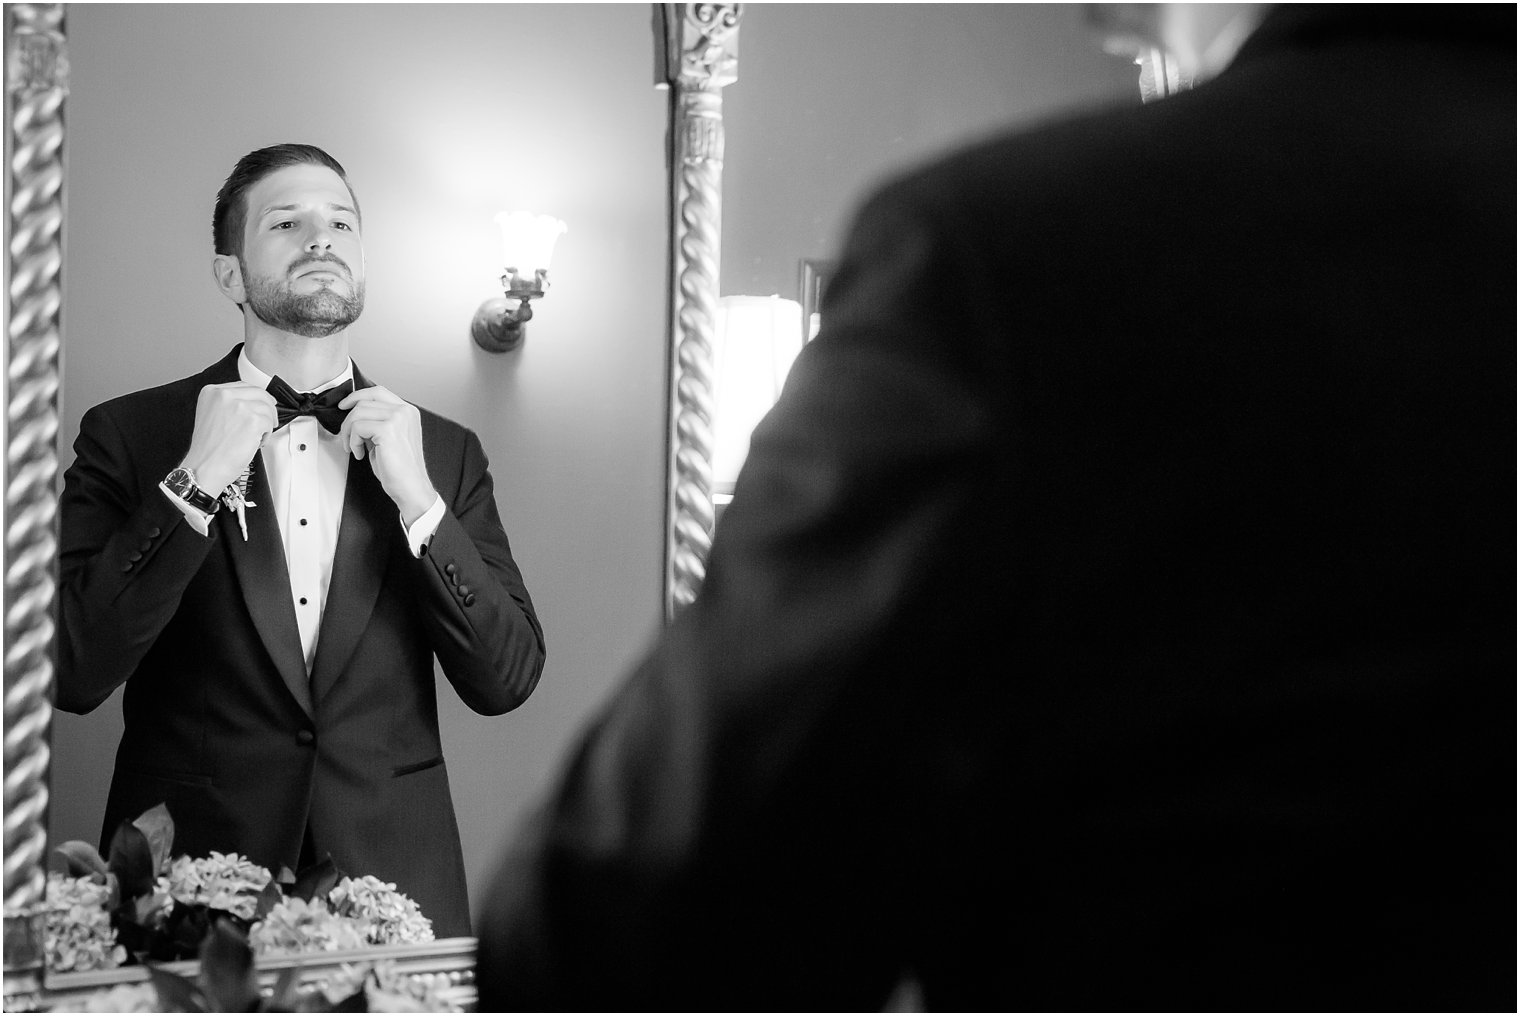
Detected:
left=243, top=263, right=365, bottom=338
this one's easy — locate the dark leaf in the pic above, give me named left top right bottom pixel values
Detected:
left=132, top=802, right=176, bottom=876
left=158, top=903, right=216, bottom=962
left=254, top=878, right=285, bottom=920
left=113, top=913, right=158, bottom=962
left=289, top=855, right=343, bottom=903
left=147, top=964, right=210, bottom=1012
left=276, top=866, right=297, bottom=887
left=199, top=919, right=260, bottom=1013
left=50, top=840, right=109, bottom=879
left=107, top=819, right=156, bottom=901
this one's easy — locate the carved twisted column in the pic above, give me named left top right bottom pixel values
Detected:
left=662, top=3, right=740, bottom=621
left=4, top=1, right=65, bottom=997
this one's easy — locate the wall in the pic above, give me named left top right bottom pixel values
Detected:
left=51, top=3, right=669, bottom=922
left=722, top=4, right=1141, bottom=298
left=46, top=3, right=1139, bottom=926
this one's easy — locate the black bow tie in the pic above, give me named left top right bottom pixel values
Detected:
left=267, top=376, right=355, bottom=434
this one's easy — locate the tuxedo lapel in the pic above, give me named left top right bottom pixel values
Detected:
left=309, top=452, right=394, bottom=707
left=222, top=450, right=314, bottom=718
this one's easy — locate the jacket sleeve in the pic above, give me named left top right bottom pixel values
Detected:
left=474, top=184, right=998, bottom=1009
left=57, top=403, right=217, bottom=714
left=410, top=425, right=546, bottom=715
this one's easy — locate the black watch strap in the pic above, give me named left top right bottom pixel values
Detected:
left=164, top=467, right=221, bottom=514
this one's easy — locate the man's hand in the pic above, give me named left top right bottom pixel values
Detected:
left=180, top=382, right=278, bottom=493
left=338, top=385, right=438, bottom=526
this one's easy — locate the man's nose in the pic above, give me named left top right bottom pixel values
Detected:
left=304, top=221, right=334, bottom=251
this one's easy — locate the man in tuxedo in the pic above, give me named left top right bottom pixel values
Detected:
left=476, top=4, right=1513, bottom=1009
left=57, top=143, right=546, bottom=938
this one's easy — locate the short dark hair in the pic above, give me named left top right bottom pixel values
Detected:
left=212, top=143, right=359, bottom=258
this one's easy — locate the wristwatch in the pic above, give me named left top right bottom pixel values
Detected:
left=163, top=466, right=221, bottom=514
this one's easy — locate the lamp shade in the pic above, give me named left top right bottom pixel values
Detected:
left=495, top=210, right=567, bottom=272
left=713, top=295, right=804, bottom=487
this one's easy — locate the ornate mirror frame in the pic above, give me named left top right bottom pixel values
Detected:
left=659, top=2, right=740, bottom=622
left=3, top=2, right=752, bottom=1006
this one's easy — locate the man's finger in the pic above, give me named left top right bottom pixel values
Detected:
left=338, top=384, right=401, bottom=410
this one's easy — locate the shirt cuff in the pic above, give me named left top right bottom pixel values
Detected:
left=404, top=494, right=445, bottom=557
left=159, top=482, right=213, bottom=537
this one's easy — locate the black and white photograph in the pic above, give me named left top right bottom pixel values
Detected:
left=2, top=3, right=1513, bottom=1011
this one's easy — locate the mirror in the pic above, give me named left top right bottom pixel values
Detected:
left=6, top=2, right=673, bottom=1007
left=6, top=2, right=1147, bottom=1006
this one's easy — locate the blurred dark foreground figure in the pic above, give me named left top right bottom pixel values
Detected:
left=478, top=5, right=1515, bottom=1009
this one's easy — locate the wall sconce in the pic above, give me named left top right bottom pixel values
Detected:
left=713, top=295, right=804, bottom=500
left=471, top=210, right=568, bottom=353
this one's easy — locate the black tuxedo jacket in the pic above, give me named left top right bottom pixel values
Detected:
left=477, top=6, right=1514, bottom=1010
left=58, top=344, right=546, bottom=937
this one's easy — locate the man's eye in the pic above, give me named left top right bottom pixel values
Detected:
left=273, top=221, right=295, bottom=230
left=333, top=221, right=353, bottom=231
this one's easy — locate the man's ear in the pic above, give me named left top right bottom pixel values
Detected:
left=211, top=253, right=246, bottom=305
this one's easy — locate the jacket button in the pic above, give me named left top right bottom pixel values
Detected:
left=296, top=730, right=315, bottom=746
left=457, top=584, right=470, bottom=597
left=147, top=527, right=161, bottom=538
left=444, top=563, right=457, bottom=575
left=463, top=593, right=476, bottom=607
left=121, top=562, right=133, bottom=573
left=139, top=541, right=153, bottom=553
left=129, top=551, right=143, bottom=563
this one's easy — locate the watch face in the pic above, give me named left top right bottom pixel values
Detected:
left=164, top=467, right=194, bottom=495
left=164, top=467, right=217, bottom=512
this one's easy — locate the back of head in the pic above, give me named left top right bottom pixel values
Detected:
left=211, top=143, right=357, bottom=259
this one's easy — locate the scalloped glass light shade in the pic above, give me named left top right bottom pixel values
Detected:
left=494, top=211, right=567, bottom=272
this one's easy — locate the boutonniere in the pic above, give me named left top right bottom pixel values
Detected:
left=221, top=466, right=257, bottom=541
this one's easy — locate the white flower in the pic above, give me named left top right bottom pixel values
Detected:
left=42, top=873, right=126, bottom=974
left=158, top=851, right=272, bottom=921
left=248, top=895, right=369, bottom=955
left=327, top=875, right=434, bottom=946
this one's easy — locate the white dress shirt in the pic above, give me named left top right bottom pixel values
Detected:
left=162, top=351, right=444, bottom=672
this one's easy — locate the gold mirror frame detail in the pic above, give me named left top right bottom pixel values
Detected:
left=660, top=2, right=741, bottom=621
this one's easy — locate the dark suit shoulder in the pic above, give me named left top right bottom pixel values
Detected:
left=414, top=404, right=481, bottom=455
left=80, top=347, right=242, bottom=431
left=85, top=374, right=202, bottom=425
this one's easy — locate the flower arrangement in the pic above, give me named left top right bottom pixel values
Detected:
left=42, top=803, right=446, bottom=1012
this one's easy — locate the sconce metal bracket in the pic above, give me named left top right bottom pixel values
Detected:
left=472, top=268, right=548, bottom=354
